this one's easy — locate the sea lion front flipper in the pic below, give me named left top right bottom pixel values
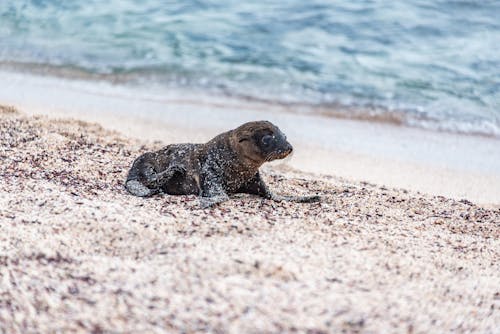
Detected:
left=238, top=172, right=321, bottom=203
left=200, top=193, right=230, bottom=208
left=199, top=165, right=230, bottom=208
left=236, top=172, right=271, bottom=198
left=269, top=194, right=321, bottom=203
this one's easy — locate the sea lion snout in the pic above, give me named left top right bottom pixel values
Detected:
left=262, top=128, right=293, bottom=161
left=282, top=141, right=293, bottom=154
left=274, top=140, right=293, bottom=159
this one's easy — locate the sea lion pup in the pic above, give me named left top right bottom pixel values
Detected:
left=125, top=121, right=320, bottom=208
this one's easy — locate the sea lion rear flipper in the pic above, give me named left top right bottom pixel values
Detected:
left=125, top=150, right=187, bottom=197
left=156, top=165, right=187, bottom=184
left=125, top=179, right=157, bottom=197
left=126, top=165, right=187, bottom=197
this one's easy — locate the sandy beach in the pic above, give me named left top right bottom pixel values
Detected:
left=1, top=104, right=499, bottom=333
left=2, top=70, right=500, bottom=206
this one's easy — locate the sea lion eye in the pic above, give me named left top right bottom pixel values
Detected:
left=261, top=135, right=273, bottom=146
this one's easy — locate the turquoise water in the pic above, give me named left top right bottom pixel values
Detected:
left=1, top=0, right=499, bottom=135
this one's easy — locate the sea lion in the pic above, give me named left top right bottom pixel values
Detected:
left=125, top=121, right=320, bottom=208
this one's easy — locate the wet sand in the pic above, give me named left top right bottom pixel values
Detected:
left=1, top=105, right=499, bottom=333
left=2, top=70, right=500, bottom=205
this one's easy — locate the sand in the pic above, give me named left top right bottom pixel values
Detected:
left=0, top=105, right=499, bottom=333
left=2, top=69, right=500, bottom=206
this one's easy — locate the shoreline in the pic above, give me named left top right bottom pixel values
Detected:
left=1, top=105, right=499, bottom=332
left=1, top=65, right=500, bottom=139
left=1, top=70, right=499, bottom=205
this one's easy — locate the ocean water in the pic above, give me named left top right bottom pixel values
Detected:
left=1, top=0, right=499, bottom=136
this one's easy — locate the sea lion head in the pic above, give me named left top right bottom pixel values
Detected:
left=231, top=121, right=293, bottom=165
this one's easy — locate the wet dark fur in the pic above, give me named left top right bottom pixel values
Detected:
left=125, top=121, right=320, bottom=207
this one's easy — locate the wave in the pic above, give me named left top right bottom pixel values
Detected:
left=2, top=61, right=499, bottom=138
